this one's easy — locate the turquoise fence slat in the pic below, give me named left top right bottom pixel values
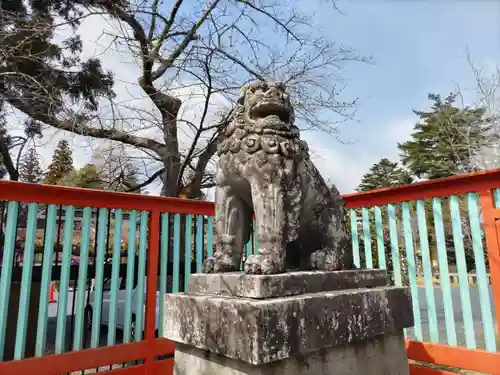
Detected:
left=158, top=213, right=169, bottom=337
left=402, top=202, right=423, bottom=341
left=184, top=214, right=193, bottom=290
left=470, top=193, right=497, bottom=352
left=14, top=203, right=38, bottom=360
left=415, top=200, right=439, bottom=343
left=123, top=210, right=137, bottom=344
left=245, top=239, right=252, bottom=258
left=362, top=208, right=373, bottom=268
left=107, top=209, right=123, bottom=346
left=207, top=216, right=213, bottom=258
left=135, top=211, right=148, bottom=342
left=91, top=208, right=109, bottom=348
left=35, top=204, right=57, bottom=356
left=449, top=195, right=476, bottom=349
left=431, top=198, right=457, bottom=346
left=253, top=218, right=258, bottom=252
left=495, top=189, right=500, bottom=207
left=196, top=216, right=204, bottom=273
left=468, top=193, right=497, bottom=352
left=387, top=204, right=403, bottom=287
left=0, top=201, right=19, bottom=360
left=374, top=206, right=386, bottom=269
left=55, top=205, right=76, bottom=354
left=73, top=207, right=92, bottom=350
left=349, top=209, right=360, bottom=268
left=172, top=214, right=181, bottom=293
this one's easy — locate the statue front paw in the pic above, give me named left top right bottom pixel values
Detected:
left=202, top=256, right=239, bottom=273
left=244, top=253, right=284, bottom=275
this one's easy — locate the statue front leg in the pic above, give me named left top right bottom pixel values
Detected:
left=244, top=180, right=287, bottom=274
left=203, top=185, right=250, bottom=273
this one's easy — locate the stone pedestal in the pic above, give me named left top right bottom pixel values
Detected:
left=163, top=269, right=414, bottom=375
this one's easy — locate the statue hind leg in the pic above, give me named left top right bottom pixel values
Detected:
left=203, top=185, right=252, bottom=273
left=308, top=208, right=355, bottom=271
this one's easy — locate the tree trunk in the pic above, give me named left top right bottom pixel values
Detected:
left=158, top=95, right=182, bottom=197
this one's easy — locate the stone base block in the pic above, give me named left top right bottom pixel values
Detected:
left=187, top=269, right=388, bottom=299
left=173, top=332, right=409, bottom=375
left=164, top=281, right=412, bottom=364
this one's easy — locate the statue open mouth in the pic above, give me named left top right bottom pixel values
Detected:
left=249, top=101, right=292, bottom=123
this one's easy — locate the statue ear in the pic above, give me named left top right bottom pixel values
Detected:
left=237, top=85, right=248, bottom=105
left=236, top=94, right=245, bottom=105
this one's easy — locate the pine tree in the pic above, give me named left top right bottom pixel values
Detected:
left=357, top=158, right=413, bottom=192
left=58, top=163, right=105, bottom=189
left=44, top=140, right=74, bottom=185
left=19, top=147, right=43, bottom=183
left=398, top=93, right=494, bottom=180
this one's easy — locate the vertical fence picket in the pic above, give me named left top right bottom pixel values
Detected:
left=416, top=200, right=439, bottom=343
left=35, top=204, right=57, bottom=356
left=0, top=201, right=19, bottom=360
left=196, top=215, right=204, bottom=273
left=432, top=198, right=457, bottom=346
left=402, top=202, right=423, bottom=341
left=55, top=205, right=75, bottom=354
left=362, top=208, right=373, bottom=268
left=158, top=213, right=169, bottom=337
left=253, top=218, right=258, bottom=252
left=184, top=214, right=193, bottom=290
left=207, top=216, right=213, bottom=258
left=107, top=209, right=123, bottom=346
left=449, top=195, right=476, bottom=349
left=14, top=203, right=38, bottom=360
left=123, top=210, right=137, bottom=344
left=73, top=207, right=92, bottom=351
left=91, top=208, right=109, bottom=348
left=467, top=193, right=497, bottom=352
left=349, top=209, right=360, bottom=268
left=374, top=206, right=386, bottom=270
left=387, top=204, right=403, bottom=287
left=135, top=211, right=148, bottom=342
left=172, top=214, right=181, bottom=293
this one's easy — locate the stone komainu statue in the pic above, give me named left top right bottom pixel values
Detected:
left=203, top=81, right=354, bottom=275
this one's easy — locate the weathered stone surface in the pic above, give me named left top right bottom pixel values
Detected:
left=173, top=332, right=409, bottom=375
left=188, top=269, right=388, bottom=299
left=163, top=286, right=413, bottom=365
left=203, top=81, right=354, bottom=275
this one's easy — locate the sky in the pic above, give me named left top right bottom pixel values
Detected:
left=11, top=0, right=500, bottom=197
left=300, top=0, right=500, bottom=193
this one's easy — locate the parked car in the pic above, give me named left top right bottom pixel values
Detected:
left=84, top=276, right=163, bottom=338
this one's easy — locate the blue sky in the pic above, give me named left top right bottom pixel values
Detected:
left=298, top=0, right=500, bottom=193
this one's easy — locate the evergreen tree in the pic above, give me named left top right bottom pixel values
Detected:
left=398, top=93, right=494, bottom=180
left=44, top=140, right=74, bottom=185
left=357, top=158, right=413, bottom=192
left=19, top=147, right=43, bottom=183
left=58, top=163, right=104, bottom=189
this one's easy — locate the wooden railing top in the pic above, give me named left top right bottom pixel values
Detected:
left=2, top=167, right=500, bottom=214
left=0, top=181, right=215, bottom=215
left=343, top=168, right=500, bottom=209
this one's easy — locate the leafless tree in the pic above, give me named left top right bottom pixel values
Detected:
left=2, top=0, right=369, bottom=197
left=462, top=52, right=500, bottom=170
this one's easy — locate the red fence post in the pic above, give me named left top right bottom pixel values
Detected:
left=479, top=190, right=500, bottom=337
left=144, top=210, right=161, bottom=375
